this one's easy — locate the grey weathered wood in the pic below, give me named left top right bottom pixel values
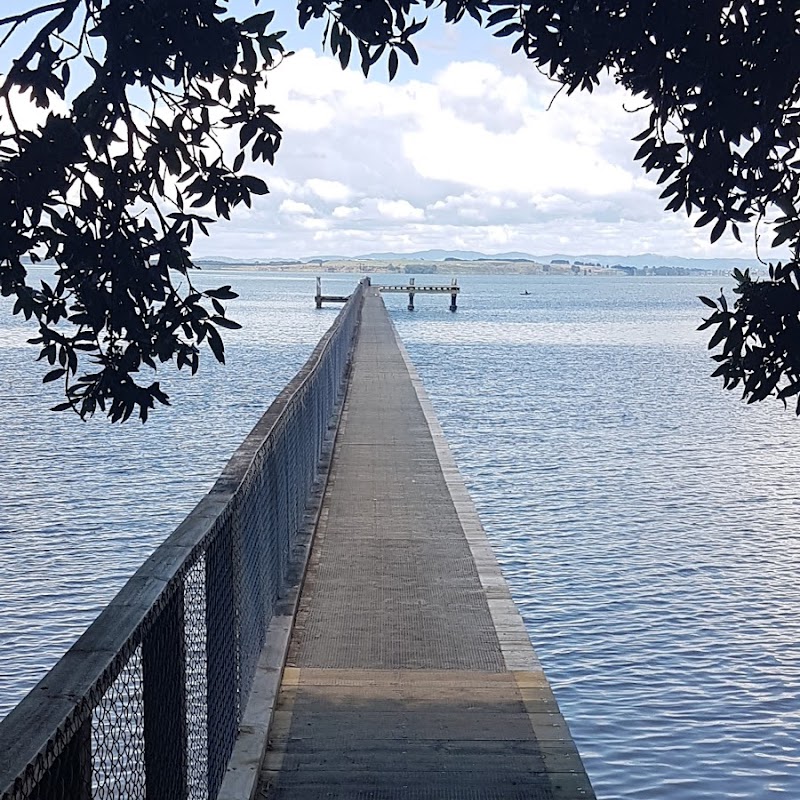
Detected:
left=257, top=291, right=594, bottom=800
left=375, top=284, right=461, bottom=293
left=143, top=587, right=187, bottom=800
left=30, top=718, right=91, bottom=800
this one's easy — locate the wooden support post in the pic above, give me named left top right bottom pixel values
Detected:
left=313, top=277, right=350, bottom=307
left=450, top=278, right=458, bottom=312
left=30, top=718, right=91, bottom=800
left=206, top=531, right=238, bottom=799
left=407, top=277, right=415, bottom=311
left=143, top=586, right=188, bottom=800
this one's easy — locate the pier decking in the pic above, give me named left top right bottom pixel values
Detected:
left=257, top=290, right=594, bottom=799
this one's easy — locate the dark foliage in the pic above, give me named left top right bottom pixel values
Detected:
left=0, top=1, right=285, bottom=420
left=299, top=0, right=800, bottom=410
left=4, top=1, right=800, bottom=418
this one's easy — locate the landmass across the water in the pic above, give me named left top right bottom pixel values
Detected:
left=193, top=249, right=760, bottom=277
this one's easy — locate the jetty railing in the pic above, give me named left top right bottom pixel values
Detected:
left=0, top=278, right=368, bottom=800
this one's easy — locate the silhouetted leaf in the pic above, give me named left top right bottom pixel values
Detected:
left=710, top=218, right=726, bottom=243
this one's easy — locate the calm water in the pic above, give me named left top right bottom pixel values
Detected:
left=388, top=275, right=800, bottom=800
left=2, top=271, right=800, bottom=798
left=0, top=270, right=360, bottom=716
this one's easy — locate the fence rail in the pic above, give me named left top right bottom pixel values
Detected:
left=0, top=279, right=368, bottom=800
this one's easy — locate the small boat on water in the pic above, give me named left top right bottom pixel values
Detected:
left=520, top=290, right=531, bottom=296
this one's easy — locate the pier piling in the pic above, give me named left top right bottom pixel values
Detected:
left=314, top=276, right=349, bottom=308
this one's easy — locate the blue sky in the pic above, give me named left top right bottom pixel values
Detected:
left=1, top=1, right=784, bottom=261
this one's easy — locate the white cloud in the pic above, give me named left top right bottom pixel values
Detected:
left=403, top=86, right=639, bottom=197
left=376, top=199, right=425, bottom=221
left=278, top=96, right=335, bottom=132
left=435, top=61, right=527, bottom=132
left=306, top=178, right=352, bottom=203
left=332, top=205, right=361, bottom=219
left=269, top=177, right=300, bottom=195
left=189, top=44, right=785, bottom=262
left=296, top=217, right=328, bottom=230
left=279, top=199, right=314, bottom=215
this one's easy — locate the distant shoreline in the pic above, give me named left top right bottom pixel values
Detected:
left=20, top=256, right=740, bottom=277
left=194, top=259, right=733, bottom=278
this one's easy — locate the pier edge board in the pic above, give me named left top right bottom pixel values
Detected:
left=215, top=314, right=358, bottom=800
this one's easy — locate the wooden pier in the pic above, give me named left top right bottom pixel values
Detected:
left=377, top=276, right=460, bottom=311
left=0, top=282, right=593, bottom=800
left=316, top=276, right=460, bottom=311
left=314, top=276, right=350, bottom=309
left=256, top=289, right=594, bottom=799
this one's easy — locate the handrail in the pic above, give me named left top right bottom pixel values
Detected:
left=0, top=277, right=369, bottom=800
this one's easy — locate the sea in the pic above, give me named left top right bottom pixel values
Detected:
left=1, top=270, right=799, bottom=799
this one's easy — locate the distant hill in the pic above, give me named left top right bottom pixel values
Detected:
left=195, top=256, right=305, bottom=266
left=356, top=249, right=488, bottom=262
left=195, top=255, right=347, bottom=264
left=355, top=249, right=548, bottom=262
left=195, top=256, right=255, bottom=264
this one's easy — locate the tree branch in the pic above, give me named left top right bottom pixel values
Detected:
left=0, top=2, right=67, bottom=29
left=0, top=0, right=82, bottom=101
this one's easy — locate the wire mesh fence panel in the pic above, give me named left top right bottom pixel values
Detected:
left=274, top=426, right=290, bottom=597
left=0, top=280, right=367, bottom=800
left=27, top=718, right=92, bottom=800
left=184, top=557, right=209, bottom=800
left=92, top=648, right=146, bottom=800
left=263, top=441, right=281, bottom=619
left=238, top=467, right=268, bottom=709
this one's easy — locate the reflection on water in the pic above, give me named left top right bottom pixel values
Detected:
left=2, top=272, right=800, bottom=799
left=389, top=275, right=800, bottom=800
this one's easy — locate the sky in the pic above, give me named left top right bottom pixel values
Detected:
left=2, top=1, right=786, bottom=261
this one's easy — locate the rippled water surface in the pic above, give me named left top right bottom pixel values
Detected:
left=2, top=271, right=800, bottom=798
left=387, top=275, right=800, bottom=800
left=0, top=270, right=359, bottom=718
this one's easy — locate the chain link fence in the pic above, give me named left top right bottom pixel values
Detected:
left=0, top=279, right=367, bottom=800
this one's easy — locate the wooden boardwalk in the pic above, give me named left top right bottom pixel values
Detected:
left=257, top=290, right=594, bottom=799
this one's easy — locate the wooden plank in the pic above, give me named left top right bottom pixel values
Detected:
left=376, top=285, right=460, bottom=293
left=258, top=290, right=594, bottom=800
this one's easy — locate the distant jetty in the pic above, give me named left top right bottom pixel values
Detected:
left=316, top=276, right=460, bottom=311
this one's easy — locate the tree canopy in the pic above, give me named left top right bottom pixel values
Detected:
left=1, top=0, right=285, bottom=420
left=2, top=0, right=800, bottom=419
